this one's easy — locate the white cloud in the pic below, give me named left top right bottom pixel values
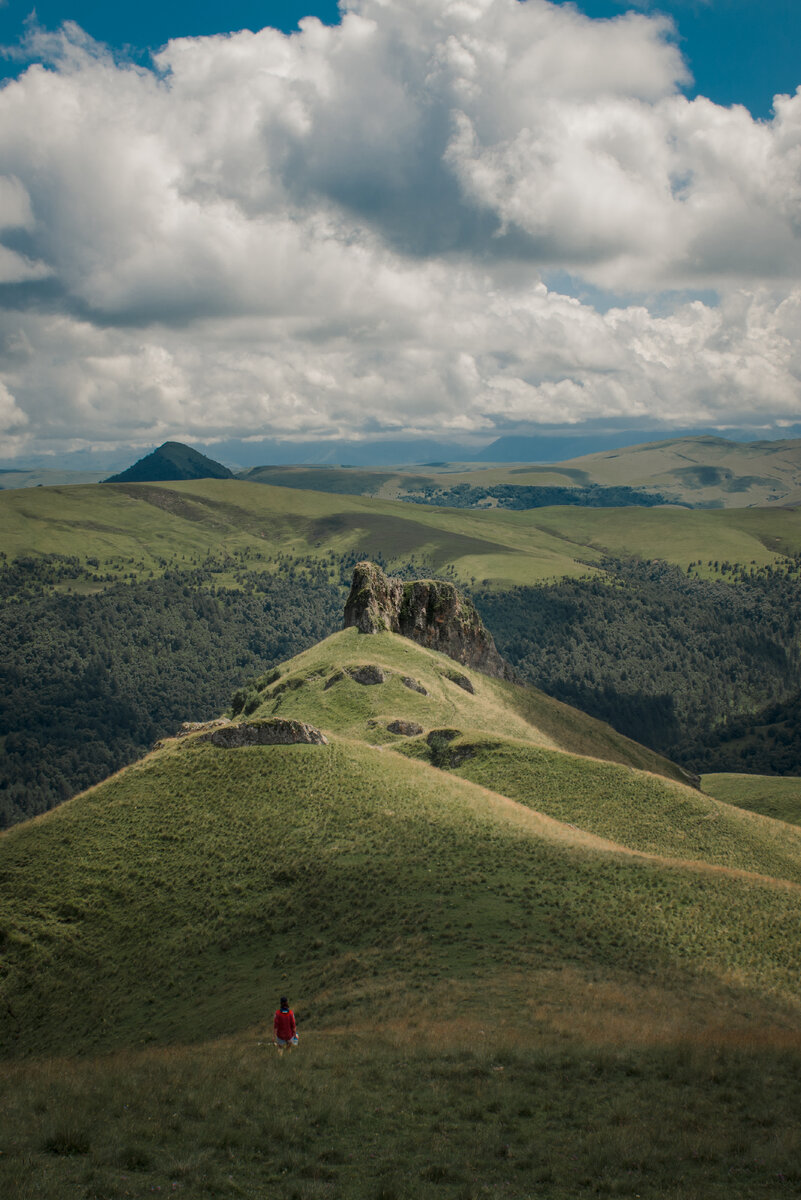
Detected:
left=0, top=0, right=799, bottom=456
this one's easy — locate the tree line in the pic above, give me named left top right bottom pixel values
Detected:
left=402, top=483, right=673, bottom=509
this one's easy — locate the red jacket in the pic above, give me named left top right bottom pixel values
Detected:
left=274, top=1008, right=296, bottom=1040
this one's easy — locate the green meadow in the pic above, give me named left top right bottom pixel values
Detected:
left=3, top=478, right=801, bottom=588
left=3, top=631, right=801, bottom=1198
left=237, top=628, right=685, bottom=781
left=5, top=1034, right=801, bottom=1200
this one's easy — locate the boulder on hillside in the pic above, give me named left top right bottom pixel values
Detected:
left=387, top=720, right=424, bottom=736
left=348, top=665, right=386, bottom=685
left=443, top=670, right=475, bottom=694
left=343, top=560, right=514, bottom=681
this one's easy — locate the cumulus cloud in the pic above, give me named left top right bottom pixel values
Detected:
left=0, top=0, right=799, bottom=456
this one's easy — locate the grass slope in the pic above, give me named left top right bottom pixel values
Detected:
left=240, top=435, right=801, bottom=508
left=4, top=728, right=801, bottom=1057
left=6, top=1034, right=801, bottom=1200
left=703, top=773, right=801, bottom=827
left=4, top=631, right=801, bottom=1059
left=437, top=734, right=801, bottom=881
left=238, top=628, right=688, bottom=783
left=0, top=479, right=592, bottom=585
left=3, top=478, right=801, bottom=589
left=560, top=435, right=801, bottom=508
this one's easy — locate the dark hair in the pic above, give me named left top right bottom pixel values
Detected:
left=280, top=996, right=288, bottom=1010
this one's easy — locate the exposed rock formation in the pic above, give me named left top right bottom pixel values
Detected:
left=343, top=560, right=514, bottom=681
left=426, top=728, right=461, bottom=748
left=206, top=719, right=327, bottom=748
left=344, top=561, right=405, bottom=635
left=443, top=670, right=475, bottom=694
left=401, top=676, right=428, bottom=695
left=348, top=665, right=386, bottom=686
left=387, top=720, right=423, bottom=737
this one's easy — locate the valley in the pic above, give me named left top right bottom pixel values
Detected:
left=2, top=474, right=801, bottom=826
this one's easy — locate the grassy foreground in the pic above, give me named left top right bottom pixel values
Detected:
left=4, top=1032, right=801, bottom=1200
left=5, top=632, right=801, bottom=1198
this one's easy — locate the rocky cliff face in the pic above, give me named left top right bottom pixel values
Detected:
left=343, top=561, right=514, bottom=681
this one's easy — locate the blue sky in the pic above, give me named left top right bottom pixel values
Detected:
left=2, top=0, right=798, bottom=117
left=0, top=0, right=800, bottom=461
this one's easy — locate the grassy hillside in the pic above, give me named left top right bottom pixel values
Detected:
left=0, top=478, right=600, bottom=586
left=241, top=435, right=801, bottom=508
left=430, top=734, right=801, bottom=881
left=3, top=478, right=800, bottom=588
left=229, top=628, right=687, bottom=782
left=4, top=630, right=801, bottom=1055
left=560, top=435, right=801, bottom=508
left=4, top=631, right=801, bottom=1197
left=703, top=773, right=801, bottom=826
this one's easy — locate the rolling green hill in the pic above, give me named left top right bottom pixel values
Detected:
left=3, top=477, right=801, bottom=586
left=3, top=621, right=801, bottom=1199
left=240, top=434, right=801, bottom=509
left=559, top=435, right=801, bottom=508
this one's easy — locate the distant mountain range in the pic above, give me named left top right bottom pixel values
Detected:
left=5, top=423, right=801, bottom=477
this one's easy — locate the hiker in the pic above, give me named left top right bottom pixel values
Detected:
left=273, top=996, right=298, bottom=1050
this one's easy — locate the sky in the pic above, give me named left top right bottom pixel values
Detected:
left=0, top=0, right=800, bottom=461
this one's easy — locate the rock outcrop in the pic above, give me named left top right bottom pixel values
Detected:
left=443, top=670, right=475, bottom=694
left=387, top=719, right=424, bottom=737
left=343, top=561, right=514, bottom=681
left=348, top=665, right=386, bottom=686
left=401, top=676, right=427, bottom=695
left=206, top=719, right=327, bottom=748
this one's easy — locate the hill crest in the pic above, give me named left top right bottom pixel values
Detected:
left=343, top=559, right=514, bottom=680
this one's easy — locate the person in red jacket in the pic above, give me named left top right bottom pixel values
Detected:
left=273, top=997, right=298, bottom=1050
